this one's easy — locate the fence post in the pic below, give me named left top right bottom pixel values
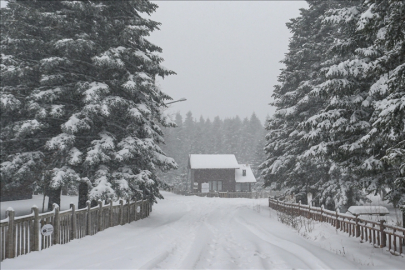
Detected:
left=127, top=199, right=131, bottom=223
left=321, top=205, right=324, bottom=222
left=321, top=204, right=325, bottom=222
left=380, top=220, right=386, bottom=248
left=6, top=208, right=15, bottom=258
left=134, top=200, right=137, bottom=221
left=140, top=200, right=144, bottom=218
left=298, top=200, right=301, bottom=216
left=98, top=200, right=103, bottom=232
left=119, top=199, right=124, bottom=225
left=70, top=203, right=76, bottom=239
left=335, top=209, right=340, bottom=230
left=31, top=206, right=40, bottom=251
left=53, top=203, right=60, bottom=245
left=109, top=199, right=113, bottom=227
left=355, top=214, right=361, bottom=238
left=86, top=201, right=91, bottom=235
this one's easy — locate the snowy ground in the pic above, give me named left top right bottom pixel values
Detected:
left=1, top=195, right=78, bottom=219
left=2, top=191, right=404, bottom=269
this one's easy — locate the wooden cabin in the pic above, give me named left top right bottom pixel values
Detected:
left=188, top=154, right=256, bottom=193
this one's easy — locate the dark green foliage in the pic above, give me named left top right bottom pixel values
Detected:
left=1, top=0, right=177, bottom=205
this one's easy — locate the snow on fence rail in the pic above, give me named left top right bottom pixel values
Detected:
left=268, top=198, right=405, bottom=257
left=172, top=190, right=271, bottom=199
left=0, top=199, right=150, bottom=261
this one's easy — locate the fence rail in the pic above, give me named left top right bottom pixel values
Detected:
left=0, top=199, right=150, bottom=261
left=268, top=198, right=405, bottom=256
left=172, top=190, right=271, bottom=199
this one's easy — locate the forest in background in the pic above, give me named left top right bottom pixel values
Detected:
left=159, top=112, right=266, bottom=191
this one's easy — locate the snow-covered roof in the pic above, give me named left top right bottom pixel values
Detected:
left=347, top=206, right=389, bottom=216
left=235, top=164, right=256, bottom=183
left=189, top=154, right=239, bottom=169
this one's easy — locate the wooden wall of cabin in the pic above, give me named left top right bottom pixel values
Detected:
left=193, top=169, right=235, bottom=192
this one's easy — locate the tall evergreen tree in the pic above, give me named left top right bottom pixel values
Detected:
left=356, top=0, right=405, bottom=207
left=1, top=0, right=177, bottom=208
left=261, top=0, right=337, bottom=207
left=302, top=0, right=373, bottom=209
left=262, top=0, right=404, bottom=210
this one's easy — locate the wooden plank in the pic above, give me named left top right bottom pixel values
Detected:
left=25, top=221, right=28, bottom=254
left=32, top=207, right=40, bottom=252
left=6, top=209, right=15, bottom=259
left=70, top=203, right=76, bottom=240
left=16, top=222, right=20, bottom=257
left=98, top=201, right=103, bottom=232
left=86, top=201, right=91, bottom=236
left=1, top=227, right=4, bottom=261
left=54, top=205, right=60, bottom=245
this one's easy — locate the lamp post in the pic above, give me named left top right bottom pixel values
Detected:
left=165, top=98, right=187, bottom=105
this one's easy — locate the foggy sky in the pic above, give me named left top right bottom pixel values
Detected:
left=149, top=1, right=308, bottom=123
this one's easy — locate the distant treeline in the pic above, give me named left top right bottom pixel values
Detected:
left=160, top=112, right=266, bottom=189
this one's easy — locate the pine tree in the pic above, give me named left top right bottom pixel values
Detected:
left=261, top=0, right=336, bottom=207
left=211, top=116, right=223, bottom=154
left=301, top=0, right=375, bottom=210
left=356, top=0, right=405, bottom=207
left=1, top=0, right=177, bottom=208
left=262, top=0, right=404, bottom=210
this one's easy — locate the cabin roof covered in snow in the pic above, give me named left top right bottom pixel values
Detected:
left=189, top=154, right=239, bottom=169
left=235, top=164, right=256, bottom=183
left=347, top=206, right=389, bottom=216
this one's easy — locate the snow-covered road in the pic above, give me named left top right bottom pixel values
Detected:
left=2, top=192, right=403, bottom=269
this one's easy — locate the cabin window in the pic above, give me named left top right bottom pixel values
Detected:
left=242, top=169, right=246, bottom=176
left=209, top=181, right=222, bottom=191
left=218, top=181, right=222, bottom=191
left=236, top=183, right=249, bottom=192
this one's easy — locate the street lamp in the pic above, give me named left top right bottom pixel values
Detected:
left=165, top=98, right=187, bottom=105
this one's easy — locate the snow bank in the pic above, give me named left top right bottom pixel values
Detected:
left=347, top=206, right=389, bottom=215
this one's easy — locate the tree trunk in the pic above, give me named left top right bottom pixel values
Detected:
left=78, top=182, right=88, bottom=209
left=47, top=187, right=61, bottom=211
left=62, top=186, right=68, bottom=195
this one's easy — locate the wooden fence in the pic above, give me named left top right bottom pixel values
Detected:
left=173, top=190, right=271, bottom=199
left=269, top=198, right=405, bottom=256
left=0, top=199, right=150, bottom=261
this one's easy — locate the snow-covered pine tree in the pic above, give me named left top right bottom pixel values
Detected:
left=159, top=112, right=185, bottom=186
left=211, top=116, right=223, bottom=154
left=1, top=1, right=177, bottom=208
left=1, top=2, right=49, bottom=201
left=356, top=0, right=405, bottom=208
left=299, top=0, right=377, bottom=210
left=261, top=0, right=336, bottom=206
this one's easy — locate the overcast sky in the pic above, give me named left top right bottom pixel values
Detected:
left=149, top=1, right=308, bottom=123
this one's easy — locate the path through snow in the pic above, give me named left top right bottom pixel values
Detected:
left=2, top=192, right=403, bottom=269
